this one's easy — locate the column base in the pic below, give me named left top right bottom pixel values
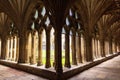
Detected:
left=37, top=61, right=43, bottom=66
left=64, top=64, right=71, bottom=68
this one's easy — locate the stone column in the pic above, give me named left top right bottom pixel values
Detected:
left=95, top=39, right=98, bottom=58
left=25, top=32, right=30, bottom=63
left=16, top=37, right=19, bottom=62
left=12, top=36, right=15, bottom=61
left=98, top=40, right=101, bottom=57
left=109, top=39, right=113, bottom=54
left=10, top=37, right=13, bottom=61
left=64, top=30, right=71, bottom=68
left=54, top=30, right=63, bottom=79
left=100, top=40, right=105, bottom=57
left=81, top=34, right=85, bottom=62
left=92, top=38, right=95, bottom=59
left=118, top=44, right=120, bottom=52
left=37, top=30, right=43, bottom=66
left=115, top=42, right=117, bottom=53
left=107, top=41, right=109, bottom=55
left=30, top=31, right=36, bottom=64
left=45, top=29, right=51, bottom=68
left=9, top=37, right=11, bottom=60
left=112, top=42, right=115, bottom=53
left=96, top=39, right=99, bottom=58
left=85, top=35, right=93, bottom=62
left=76, top=33, right=82, bottom=63
left=71, top=30, right=77, bottom=65
left=18, top=31, right=28, bottom=63
left=1, top=37, right=7, bottom=59
left=0, top=39, right=1, bottom=59
left=6, top=38, right=10, bottom=60
left=93, top=38, right=96, bottom=59
left=14, top=36, right=17, bottom=61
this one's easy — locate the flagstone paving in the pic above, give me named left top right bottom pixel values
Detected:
left=0, top=64, right=48, bottom=80
left=0, top=55, right=120, bottom=80
left=68, top=55, right=120, bottom=80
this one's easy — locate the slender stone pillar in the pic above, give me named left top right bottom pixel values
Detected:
left=54, top=30, right=63, bottom=80
left=12, top=36, right=15, bottom=61
left=16, top=37, right=19, bottom=62
left=81, top=34, right=85, bottom=62
left=98, top=40, right=101, bottom=58
left=64, top=30, right=71, bottom=68
left=93, top=39, right=96, bottom=59
left=10, top=37, right=13, bottom=61
left=96, top=39, right=99, bottom=58
left=9, top=37, right=12, bottom=60
left=0, top=39, right=1, bottom=59
left=76, top=33, right=82, bottom=63
left=92, top=38, right=95, bottom=59
left=118, top=44, right=120, bottom=52
left=30, top=31, right=36, bottom=64
left=45, top=30, right=51, bottom=68
left=25, top=36, right=29, bottom=63
left=1, top=37, right=7, bottom=59
left=100, top=40, right=105, bottom=57
left=85, top=35, right=93, bottom=62
left=6, top=39, right=10, bottom=60
left=115, top=42, right=117, bottom=53
left=14, top=36, right=17, bottom=61
left=25, top=33, right=29, bottom=63
left=37, top=30, right=43, bottom=66
left=18, top=31, right=27, bottom=63
left=112, top=42, right=115, bottom=53
left=95, top=39, right=98, bottom=58
left=71, top=30, right=77, bottom=65
left=107, top=41, right=109, bottom=55
left=109, top=39, right=113, bottom=54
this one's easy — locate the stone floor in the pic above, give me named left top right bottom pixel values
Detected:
left=68, top=55, right=120, bottom=80
left=0, top=55, right=120, bottom=80
left=0, top=65, right=48, bottom=80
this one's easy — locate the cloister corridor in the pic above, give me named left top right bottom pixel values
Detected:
left=0, top=0, right=120, bottom=80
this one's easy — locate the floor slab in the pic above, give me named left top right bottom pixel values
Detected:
left=0, top=64, right=48, bottom=80
left=68, top=55, right=120, bottom=80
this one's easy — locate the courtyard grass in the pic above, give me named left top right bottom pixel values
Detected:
left=36, top=50, right=72, bottom=66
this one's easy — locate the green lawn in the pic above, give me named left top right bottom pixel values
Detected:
left=36, top=50, right=72, bottom=66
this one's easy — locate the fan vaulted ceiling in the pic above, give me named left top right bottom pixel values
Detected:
left=0, top=0, right=119, bottom=42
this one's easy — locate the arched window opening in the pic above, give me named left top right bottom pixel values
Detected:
left=41, top=7, right=46, bottom=17
left=66, top=17, right=70, bottom=26
left=69, top=9, right=73, bottom=16
left=75, top=12, right=78, bottom=19
left=78, top=23, right=81, bottom=29
left=45, top=17, right=50, bottom=27
left=61, top=27, right=66, bottom=66
left=34, top=10, right=38, bottom=19
left=69, top=30, right=72, bottom=64
left=31, top=22, right=35, bottom=30
left=42, top=29, right=46, bottom=65
left=50, top=28, right=55, bottom=66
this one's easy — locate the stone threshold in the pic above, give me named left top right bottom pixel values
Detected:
left=0, top=52, right=119, bottom=80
